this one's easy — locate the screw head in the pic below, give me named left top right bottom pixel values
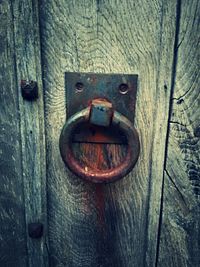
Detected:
left=28, top=222, right=43, bottom=238
left=75, top=82, right=84, bottom=92
left=119, top=83, right=129, bottom=94
left=21, top=80, right=38, bottom=101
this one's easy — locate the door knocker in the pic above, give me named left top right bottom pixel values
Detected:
left=59, top=72, right=140, bottom=183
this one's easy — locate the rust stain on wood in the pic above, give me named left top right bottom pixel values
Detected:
left=95, top=184, right=106, bottom=230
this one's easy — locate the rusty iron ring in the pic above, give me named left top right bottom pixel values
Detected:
left=59, top=107, right=140, bottom=183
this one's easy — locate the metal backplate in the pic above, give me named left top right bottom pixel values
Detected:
left=65, top=72, right=138, bottom=144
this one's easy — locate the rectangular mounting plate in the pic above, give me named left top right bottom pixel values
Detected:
left=65, top=72, right=138, bottom=144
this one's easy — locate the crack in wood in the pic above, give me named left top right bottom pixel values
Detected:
left=169, top=120, right=187, bottom=127
left=164, top=169, right=188, bottom=207
left=155, top=0, right=182, bottom=266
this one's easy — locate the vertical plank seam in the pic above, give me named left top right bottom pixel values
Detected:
left=143, top=1, right=166, bottom=264
left=37, top=0, right=51, bottom=261
left=11, top=0, right=49, bottom=265
left=9, top=0, right=29, bottom=264
left=155, top=0, right=182, bottom=266
left=34, top=0, right=50, bottom=264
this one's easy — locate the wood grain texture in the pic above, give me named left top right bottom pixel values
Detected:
left=0, top=1, right=27, bottom=266
left=158, top=0, right=200, bottom=266
left=12, top=0, right=48, bottom=266
left=39, top=0, right=177, bottom=266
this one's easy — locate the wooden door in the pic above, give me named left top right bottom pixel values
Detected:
left=0, top=0, right=199, bottom=266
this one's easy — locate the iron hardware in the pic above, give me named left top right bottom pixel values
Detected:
left=28, top=222, right=43, bottom=238
left=59, top=72, right=140, bottom=183
left=21, top=80, right=38, bottom=101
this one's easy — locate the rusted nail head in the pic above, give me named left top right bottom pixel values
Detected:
left=28, top=222, right=43, bottom=238
left=119, top=83, right=129, bottom=94
left=21, top=80, right=38, bottom=101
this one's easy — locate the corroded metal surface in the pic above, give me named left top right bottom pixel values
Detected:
left=89, top=99, right=113, bottom=127
left=66, top=72, right=138, bottom=120
left=28, top=223, right=43, bottom=239
left=21, top=80, right=38, bottom=101
left=66, top=72, right=138, bottom=143
left=59, top=99, right=140, bottom=183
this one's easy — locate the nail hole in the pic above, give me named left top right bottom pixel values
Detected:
left=30, top=130, right=33, bottom=134
left=75, top=82, right=84, bottom=92
left=119, top=83, right=128, bottom=94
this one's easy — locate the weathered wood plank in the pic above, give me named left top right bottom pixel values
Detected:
left=12, top=0, right=48, bottom=266
left=158, top=0, right=200, bottom=266
left=40, top=0, right=177, bottom=266
left=0, top=1, right=27, bottom=266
